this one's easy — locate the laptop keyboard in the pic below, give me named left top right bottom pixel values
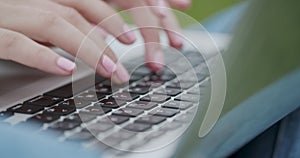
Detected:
left=0, top=50, right=212, bottom=155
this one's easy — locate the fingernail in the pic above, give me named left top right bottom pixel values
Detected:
left=157, top=0, right=167, bottom=17
left=116, top=63, right=130, bottom=83
left=123, top=25, right=136, bottom=42
left=102, top=55, right=117, bottom=73
left=56, top=57, right=76, bottom=72
left=172, top=33, right=184, bottom=48
left=147, top=51, right=164, bottom=71
left=153, top=51, right=164, bottom=69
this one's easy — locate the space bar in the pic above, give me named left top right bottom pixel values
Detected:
left=44, top=75, right=104, bottom=98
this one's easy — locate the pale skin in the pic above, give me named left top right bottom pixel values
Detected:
left=0, top=0, right=190, bottom=83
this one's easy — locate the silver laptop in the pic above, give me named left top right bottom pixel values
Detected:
left=0, top=30, right=230, bottom=158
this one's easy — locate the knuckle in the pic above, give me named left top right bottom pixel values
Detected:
left=63, top=7, right=80, bottom=24
left=37, top=11, right=62, bottom=28
left=0, top=30, right=21, bottom=59
left=31, top=47, right=47, bottom=67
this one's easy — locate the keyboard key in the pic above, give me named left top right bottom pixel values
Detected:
left=76, top=112, right=97, bottom=122
left=96, top=98, right=126, bottom=109
left=76, top=92, right=105, bottom=101
left=127, top=86, right=150, bottom=94
left=101, top=80, right=127, bottom=89
left=149, top=108, right=179, bottom=117
left=43, top=106, right=76, bottom=116
left=124, top=123, right=151, bottom=132
left=44, top=84, right=74, bottom=98
left=178, top=71, right=199, bottom=82
left=85, top=122, right=114, bottom=134
left=160, top=121, right=182, bottom=131
left=102, top=136, right=122, bottom=147
left=135, top=115, right=166, bottom=125
left=174, top=114, right=194, bottom=123
left=8, top=104, right=44, bottom=114
left=93, top=85, right=112, bottom=94
left=175, top=94, right=199, bottom=103
left=64, top=113, right=96, bottom=123
left=166, top=80, right=195, bottom=89
left=140, top=94, right=170, bottom=103
left=49, top=120, right=81, bottom=131
left=162, top=101, right=192, bottom=110
left=28, top=113, right=60, bottom=123
left=101, top=115, right=129, bottom=125
left=148, top=74, right=175, bottom=82
left=144, top=130, right=166, bottom=141
left=187, top=87, right=201, bottom=94
left=81, top=106, right=112, bottom=115
left=58, top=99, right=91, bottom=109
left=167, top=58, right=189, bottom=73
left=0, top=111, right=13, bottom=120
left=185, top=52, right=203, bottom=67
left=110, top=92, right=139, bottom=101
left=135, top=80, right=164, bottom=88
left=132, top=66, right=151, bottom=76
left=108, top=130, right=135, bottom=141
left=112, top=108, right=143, bottom=117
left=25, top=96, right=63, bottom=107
left=127, top=101, right=157, bottom=110
left=66, top=130, right=94, bottom=142
left=129, top=74, right=144, bottom=83
left=44, top=75, right=104, bottom=98
left=154, top=88, right=182, bottom=96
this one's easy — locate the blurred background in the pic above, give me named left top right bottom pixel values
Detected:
left=182, top=0, right=242, bottom=26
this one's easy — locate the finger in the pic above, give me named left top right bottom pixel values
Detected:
left=98, top=43, right=130, bottom=84
left=144, top=0, right=183, bottom=49
left=160, top=3, right=184, bottom=49
left=27, top=0, right=129, bottom=83
left=52, top=0, right=136, bottom=44
left=22, top=1, right=115, bottom=78
left=0, top=4, right=117, bottom=78
left=146, top=0, right=168, bottom=18
left=168, top=0, right=191, bottom=9
left=124, top=2, right=164, bottom=71
left=2, top=0, right=108, bottom=49
left=0, top=28, right=76, bottom=75
left=91, top=24, right=109, bottom=39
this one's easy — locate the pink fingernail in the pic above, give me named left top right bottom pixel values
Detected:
left=57, top=57, right=76, bottom=72
left=116, top=63, right=130, bottom=83
left=123, top=25, right=136, bottom=42
left=147, top=50, right=164, bottom=71
left=102, top=55, right=117, bottom=73
left=157, top=0, right=167, bottom=17
left=153, top=50, right=164, bottom=70
left=172, top=33, right=184, bottom=48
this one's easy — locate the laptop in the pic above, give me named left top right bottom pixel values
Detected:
left=1, top=0, right=299, bottom=157
left=0, top=29, right=230, bottom=158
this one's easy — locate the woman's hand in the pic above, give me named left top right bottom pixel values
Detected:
left=0, top=0, right=136, bottom=83
left=106, top=0, right=191, bottom=71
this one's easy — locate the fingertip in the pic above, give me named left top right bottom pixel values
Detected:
left=121, top=25, right=137, bottom=44
left=56, top=57, right=77, bottom=74
left=115, top=63, right=130, bottom=83
left=146, top=50, right=165, bottom=72
left=146, top=62, right=164, bottom=72
left=169, top=0, right=191, bottom=9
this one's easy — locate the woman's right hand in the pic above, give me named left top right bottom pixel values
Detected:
left=0, top=0, right=136, bottom=83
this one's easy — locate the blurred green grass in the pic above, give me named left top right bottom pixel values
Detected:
left=122, top=0, right=242, bottom=27
left=183, top=0, right=242, bottom=22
